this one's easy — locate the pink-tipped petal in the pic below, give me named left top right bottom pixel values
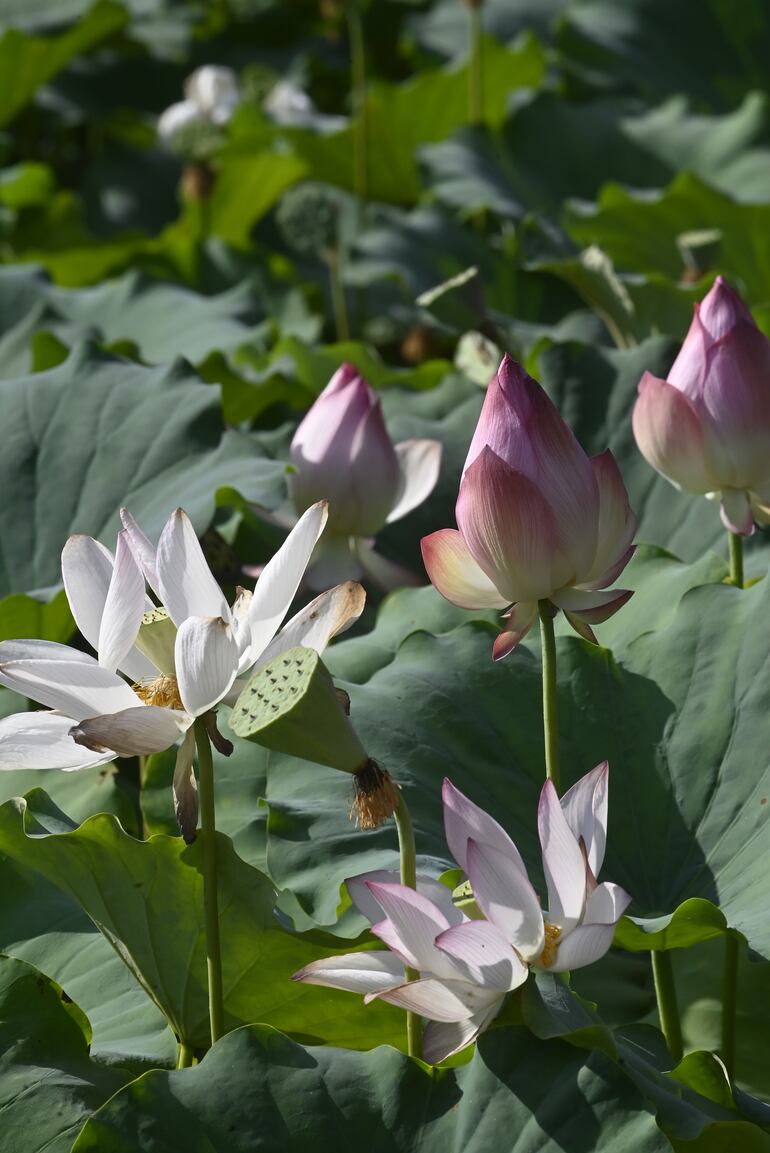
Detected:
left=543, top=923, right=617, bottom=973
left=551, top=587, right=633, bottom=625
left=347, top=870, right=464, bottom=928
left=456, top=448, right=567, bottom=603
left=156, top=509, right=229, bottom=627
left=559, top=762, right=609, bottom=878
left=537, top=780, right=587, bottom=932
left=98, top=531, right=146, bottom=674
left=563, top=611, right=598, bottom=645
left=699, top=324, right=770, bottom=487
left=366, top=882, right=455, bottom=977
left=0, top=711, right=114, bottom=771
left=633, top=373, right=717, bottom=493
left=421, top=529, right=509, bottom=610
left=387, top=439, right=443, bottom=524
left=70, top=705, right=191, bottom=757
left=292, top=950, right=404, bottom=994
left=698, top=276, right=754, bottom=340
left=581, top=452, right=637, bottom=588
left=442, top=778, right=526, bottom=874
left=435, top=920, right=528, bottom=991
left=175, top=615, right=239, bottom=717
left=370, top=977, right=502, bottom=1022
left=465, top=839, right=544, bottom=961
left=492, top=601, right=537, bottom=660
left=422, top=1005, right=501, bottom=1064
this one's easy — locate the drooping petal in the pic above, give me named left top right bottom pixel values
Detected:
left=250, top=581, right=366, bottom=676
left=492, top=601, right=537, bottom=660
left=537, top=781, right=587, bottom=932
left=120, top=507, right=159, bottom=593
left=0, top=648, right=140, bottom=721
left=583, top=881, right=632, bottom=926
left=292, top=951, right=404, bottom=994
left=443, top=778, right=526, bottom=875
left=456, top=448, right=567, bottom=603
left=70, top=705, right=191, bottom=757
left=421, top=529, right=509, bottom=610
left=175, top=616, right=239, bottom=717
left=422, top=1006, right=501, bottom=1065
left=580, top=452, right=637, bottom=588
left=632, top=372, right=718, bottom=493
left=545, top=923, right=617, bottom=973
left=98, top=531, right=146, bottom=674
left=347, top=870, right=464, bottom=928
left=246, top=502, right=328, bottom=663
left=720, top=489, right=755, bottom=536
left=386, top=439, right=443, bottom=523
left=370, top=977, right=502, bottom=1022
left=366, top=881, right=456, bottom=977
left=559, top=762, right=609, bottom=878
left=355, top=539, right=422, bottom=592
left=0, top=712, right=114, bottom=771
left=551, top=586, right=633, bottom=625
left=435, top=920, right=527, bottom=991
left=465, top=839, right=544, bottom=962
left=156, top=509, right=229, bottom=628
left=172, top=727, right=198, bottom=844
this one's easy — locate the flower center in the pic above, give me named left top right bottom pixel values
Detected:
left=133, top=674, right=184, bottom=711
left=539, top=922, right=562, bottom=968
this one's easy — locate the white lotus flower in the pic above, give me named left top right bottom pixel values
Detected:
left=0, top=502, right=364, bottom=835
left=157, top=64, right=240, bottom=149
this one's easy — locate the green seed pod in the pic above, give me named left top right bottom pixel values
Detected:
left=275, top=182, right=339, bottom=258
left=134, top=607, right=177, bottom=677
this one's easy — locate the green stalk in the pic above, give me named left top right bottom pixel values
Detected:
left=327, top=248, right=350, bottom=341
left=727, top=530, right=744, bottom=589
left=176, top=1040, right=195, bottom=1069
left=538, top=601, right=561, bottom=794
left=651, top=949, right=683, bottom=1063
left=394, top=790, right=422, bottom=1060
left=346, top=1, right=368, bottom=203
left=194, top=719, right=225, bottom=1046
left=721, top=934, right=739, bottom=1079
left=468, top=2, right=483, bottom=124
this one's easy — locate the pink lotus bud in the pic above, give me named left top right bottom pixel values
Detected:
left=633, top=276, right=770, bottom=535
left=422, top=355, right=635, bottom=657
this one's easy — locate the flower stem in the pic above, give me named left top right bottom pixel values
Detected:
left=327, top=248, right=350, bottom=342
left=468, top=2, right=483, bottom=124
left=727, top=530, right=744, bottom=589
left=394, top=790, right=422, bottom=1060
left=721, top=934, right=739, bottom=1079
left=651, top=949, right=683, bottom=1063
left=176, top=1040, right=195, bottom=1069
left=194, top=718, right=224, bottom=1047
left=346, top=1, right=368, bottom=203
left=538, top=600, right=561, bottom=794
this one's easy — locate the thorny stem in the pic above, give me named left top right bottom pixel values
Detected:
left=194, top=718, right=225, bottom=1047
left=538, top=601, right=561, bottom=794
left=651, top=950, right=683, bottom=1063
left=394, top=790, right=423, bottom=1060
left=727, top=530, right=744, bottom=589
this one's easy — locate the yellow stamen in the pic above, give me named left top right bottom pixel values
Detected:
left=350, top=761, right=399, bottom=829
left=539, top=922, right=562, bottom=969
left=133, top=674, right=184, bottom=711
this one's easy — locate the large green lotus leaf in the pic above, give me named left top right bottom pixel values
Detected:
left=72, top=1024, right=671, bottom=1153
left=261, top=572, right=770, bottom=962
left=197, top=151, right=307, bottom=250
left=0, top=788, right=405, bottom=1051
left=0, top=0, right=126, bottom=127
left=288, top=33, right=546, bottom=205
left=0, top=342, right=284, bottom=596
left=0, top=953, right=130, bottom=1153
left=0, top=587, right=73, bottom=640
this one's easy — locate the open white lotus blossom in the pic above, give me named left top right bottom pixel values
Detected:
left=0, top=501, right=364, bottom=835
left=157, top=65, right=240, bottom=150
left=444, top=763, right=631, bottom=972
left=292, top=869, right=528, bottom=1064
left=264, top=79, right=346, bottom=133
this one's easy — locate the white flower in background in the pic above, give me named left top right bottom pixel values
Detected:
left=0, top=502, right=364, bottom=837
left=157, top=65, right=240, bottom=151
left=264, top=79, right=345, bottom=133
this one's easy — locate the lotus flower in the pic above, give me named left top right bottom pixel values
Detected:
left=443, top=764, right=631, bottom=972
left=292, top=869, right=528, bottom=1064
left=158, top=65, right=240, bottom=150
left=0, top=503, right=364, bottom=837
left=287, top=364, right=442, bottom=590
left=633, top=276, right=770, bottom=535
left=421, top=355, right=636, bottom=658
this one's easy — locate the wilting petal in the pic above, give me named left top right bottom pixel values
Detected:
left=422, top=1006, right=501, bottom=1065
left=581, top=452, right=637, bottom=588
left=720, top=489, right=755, bottom=536
left=371, top=977, right=502, bottom=1022
left=175, top=616, right=239, bottom=717
left=98, top=531, right=146, bottom=674
left=387, top=439, right=442, bottom=523
left=70, top=705, right=190, bottom=757
left=551, top=586, right=633, bottom=625
left=435, top=921, right=527, bottom=991
left=465, top=839, right=544, bottom=961
left=421, top=529, right=508, bottom=610
left=292, top=951, right=403, bottom=994
left=0, top=712, right=114, bottom=771
left=173, top=727, right=198, bottom=844
left=584, top=881, right=632, bottom=926
left=443, top=778, right=526, bottom=875
left=120, top=508, right=159, bottom=593
left=347, top=870, right=464, bottom=928
left=355, top=539, right=421, bottom=592
left=0, top=646, right=139, bottom=721
left=559, top=762, right=608, bottom=878
left=537, top=781, right=587, bottom=932
left=633, top=373, right=717, bottom=493
left=546, top=923, right=617, bottom=972
left=367, top=882, right=456, bottom=977
left=156, top=509, right=229, bottom=627
left=493, top=601, right=537, bottom=661
left=456, top=448, right=567, bottom=603
left=251, top=582, right=365, bottom=675
left=246, top=502, right=328, bottom=663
